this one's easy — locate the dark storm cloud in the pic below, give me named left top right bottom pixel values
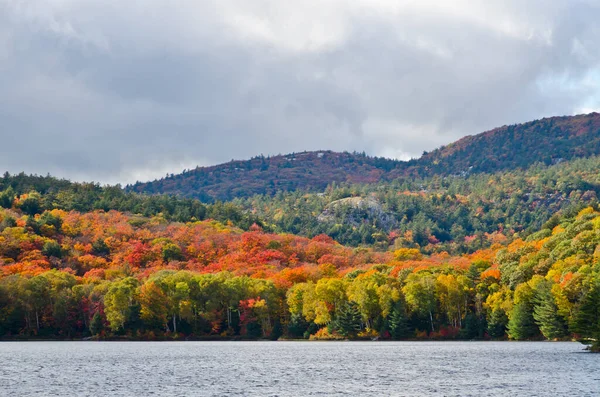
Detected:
left=1, top=1, right=599, bottom=183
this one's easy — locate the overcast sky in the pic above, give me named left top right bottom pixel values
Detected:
left=2, top=1, right=600, bottom=184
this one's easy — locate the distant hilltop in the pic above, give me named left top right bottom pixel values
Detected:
left=128, top=112, right=600, bottom=201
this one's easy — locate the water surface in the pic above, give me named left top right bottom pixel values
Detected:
left=0, top=341, right=597, bottom=396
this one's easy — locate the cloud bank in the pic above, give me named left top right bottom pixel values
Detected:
left=1, top=0, right=599, bottom=183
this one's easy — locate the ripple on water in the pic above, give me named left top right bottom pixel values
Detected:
left=0, top=341, right=595, bottom=396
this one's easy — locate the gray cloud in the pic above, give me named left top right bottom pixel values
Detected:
left=1, top=0, right=599, bottom=184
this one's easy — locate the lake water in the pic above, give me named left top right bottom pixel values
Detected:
left=0, top=341, right=597, bottom=396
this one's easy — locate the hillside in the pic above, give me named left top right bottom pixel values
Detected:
left=129, top=151, right=403, bottom=201
left=239, top=156, right=600, bottom=252
left=129, top=113, right=600, bottom=201
left=1, top=193, right=599, bottom=347
left=414, top=112, right=600, bottom=176
left=0, top=173, right=263, bottom=230
left=6, top=156, right=600, bottom=255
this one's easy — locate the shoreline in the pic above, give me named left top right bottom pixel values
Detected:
left=0, top=337, right=578, bottom=343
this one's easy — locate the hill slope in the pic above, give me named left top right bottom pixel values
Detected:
left=2, top=188, right=600, bottom=346
left=129, top=151, right=403, bottom=201
left=414, top=112, right=600, bottom=176
left=129, top=113, right=600, bottom=201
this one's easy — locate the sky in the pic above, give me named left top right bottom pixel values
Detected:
left=2, top=0, right=600, bottom=185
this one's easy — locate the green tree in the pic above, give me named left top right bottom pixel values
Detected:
left=508, top=302, right=538, bottom=340
left=104, top=278, right=138, bottom=332
left=0, top=188, right=14, bottom=209
left=19, top=192, right=42, bottom=215
left=26, top=276, right=51, bottom=333
left=533, top=281, right=567, bottom=340
left=572, top=281, right=600, bottom=351
left=38, top=211, right=62, bottom=233
left=162, top=243, right=184, bottom=262
left=92, top=238, right=110, bottom=256
left=507, top=283, right=539, bottom=340
left=403, top=272, right=437, bottom=332
left=25, top=216, right=40, bottom=235
left=487, top=309, right=508, bottom=338
left=90, top=311, right=104, bottom=336
left=42, top=241, right=62, bottom=258
left=333, top=301, right=362, bottom=338
left=462, top=312, right=484, bottom=339
left=388, top=302, right=410, bottom=339
left=0, top=215, right=16, bottom=231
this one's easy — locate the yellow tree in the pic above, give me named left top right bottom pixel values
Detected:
left=139, top=281, right=169, bottom=331
left=403, top=271, right=437, bottom=332
left=436, top=274, right=470, bottom=328
left=104, top=277, right=138, bottom=332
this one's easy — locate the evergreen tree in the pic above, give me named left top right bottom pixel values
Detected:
left=19, top=192, right=42, bottom=215
left=245, top=321, right=262, bottom=339
left=0, top=215, right=16, bottom=231
left=462, top=312, right=485, bottom=339
left=388, top=302, right=410, bottom=339
left=572, top=281, right=600, bottom=351
left=487, top=309, right=508, bottom=338
left=270, top=319, right=283, bottom=340
left=42, top=241, right=62, bottom=259
left=508, top=302, right=538, bottom=340
left=25, top=216, right=41, bottom=235
left=533, top=282, right=567, bottom=340
left=90, top=311, right=104, bottom=336
left=92, top=238, right=110, bottom=256
left=334, top=302, right=362, bottom=338
left=287, top=314, right=310, bottom=339
left=0, top=188, right=14, bottom=209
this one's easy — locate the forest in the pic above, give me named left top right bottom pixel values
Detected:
left=2, top=114, right=600, bottom=350
left=1, top=185, right=599, bottom=350
left=236, top=156, right=600, bottom=252
left=0, top=172, right=263, bottom=229
left=129, top=113, right=600, bottom=201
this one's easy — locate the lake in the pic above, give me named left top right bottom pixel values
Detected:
left=0, top=341, right=596, bottom=396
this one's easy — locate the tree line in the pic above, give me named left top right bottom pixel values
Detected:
left=1, top=197, right=599, bottom=349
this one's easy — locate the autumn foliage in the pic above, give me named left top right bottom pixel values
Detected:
left=1, top=196, right=600, bottom=344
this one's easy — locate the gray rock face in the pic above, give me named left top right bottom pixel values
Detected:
left=318, top=196, right=397, bottom=230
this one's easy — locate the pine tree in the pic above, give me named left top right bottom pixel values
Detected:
left=508, top=302, right=538, bottom=340
left=462, top=312, right=485, bottom=339
left=389, top=302, right=410, bottom=339
left=487, top=309, right=508, bottom=338
left=90, top=311, right=104, bottom=336
left=572, top=282, right=600, bottom=351
left=533, top=282, right=567, bottom=340
left=334, top=302, right=362, bottom=338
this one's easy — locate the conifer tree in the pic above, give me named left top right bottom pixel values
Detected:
left=334, top=302, right=362, bottom=338
left=533, top=282, right=567, bottom=340
left=487, top=309, right=508, bottom=338
left=572, top=281, right=600, bottom=351
left=389, top=302, right=410, bottom=339
left=90, top=311, right=104, bottom=336
left=508, top=302, right=538, bottom=340
left=0, top=187, right=14, bottom=209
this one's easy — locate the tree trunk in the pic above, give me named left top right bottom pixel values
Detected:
left=193, top=306, right=197, bottom=331
left=429, top=311, right=435, bottom=332
left=172, top=313, right=177, bottom=334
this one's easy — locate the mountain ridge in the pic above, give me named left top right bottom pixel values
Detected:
left=129, top=112, right=600, bottom=201
left=415, top=112, right=600, bottom=176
